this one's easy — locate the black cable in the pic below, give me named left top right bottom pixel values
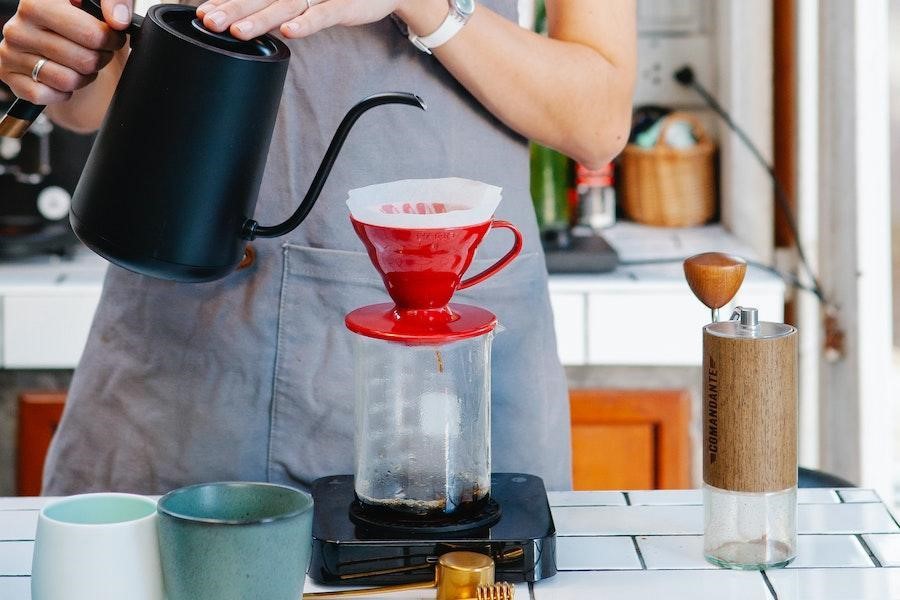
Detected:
left=618, top=257, right=820, bottom=297
left=673, top=66, right=827, bottom=305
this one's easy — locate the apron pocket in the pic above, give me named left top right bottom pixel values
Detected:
left=267, top=243, right=389, bottom=486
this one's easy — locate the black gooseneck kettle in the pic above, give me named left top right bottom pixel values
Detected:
left=0, top=0, right=425, bottom=282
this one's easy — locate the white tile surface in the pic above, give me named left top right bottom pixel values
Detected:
left=0, top=542, right=33, bottom=576
left=547, top=491, right=627, bottom=507
left=767, top=567, right=900, bottom=600
left=637, top=535, right=713, bottom=569
left=628, top=490, right=701, bottom=505
left=0, top=498, right=50, bottom=510
left=0, top=512, right=38, bottom=542
left=839, top=490, right=882, bottom=504
left=863, top=534, right=900, bottom=567
left=552, top=505, right=703, bottom=536
left=532, top=569, right=772, bottom=600
left=624, top=488, right=841, bottom=506
left=789, top=535, right=874, bottom=569
left=0, top=577, right=29, bottom=600
left=556, top=536, right=641, bottom=570
left=637, top=534, right=874, bottom=570
left=0, top=490, right=896, bottom=599
left=800, top=503, right=899, bottom=534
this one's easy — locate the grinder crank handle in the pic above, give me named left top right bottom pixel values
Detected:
left=683, top=252, right=747, bottom=323
left=0, top=0, right=142, bottom=138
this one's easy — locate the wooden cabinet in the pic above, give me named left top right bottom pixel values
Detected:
left=16, top=389, right=692, bottom=495
left=17, top=392, right=66, bottom=496
left=570, top=389, right=692, bottom=490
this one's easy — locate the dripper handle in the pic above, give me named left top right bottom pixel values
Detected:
left=458, top=220, right=523, bottom=290
left=683, top=252, right=747, bottom=321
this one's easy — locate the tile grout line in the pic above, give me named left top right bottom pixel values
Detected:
left=760, top=571, right=779, bottom=600
left=630, top=536, right=647, bottom=570
left=555, top=532, right=900, bottom=538
left=855, top=533, right=884, bottom=568
left=0, top=540, right=34, bottom=543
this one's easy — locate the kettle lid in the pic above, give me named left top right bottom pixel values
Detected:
left=152, top=4, right=290, bottom=60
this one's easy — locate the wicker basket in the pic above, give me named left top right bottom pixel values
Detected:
left=620, top=112, right=716, bottom=227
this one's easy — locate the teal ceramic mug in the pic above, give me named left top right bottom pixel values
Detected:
left=157, top=482, right=313, bottom=600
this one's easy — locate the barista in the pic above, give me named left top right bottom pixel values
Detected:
left=0, top=0, right=635, bottom=494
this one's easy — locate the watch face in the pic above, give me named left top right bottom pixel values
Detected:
left=455, top=0, right=475, bottom=17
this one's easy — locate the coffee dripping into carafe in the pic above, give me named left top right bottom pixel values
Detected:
left=345, top=179, right=520, bottom=530
left=0, top=0, right=425, bottom=282
left=307, top=179, right=557, bottom=587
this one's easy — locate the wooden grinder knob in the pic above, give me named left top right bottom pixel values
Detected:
left=683, top=252, right=747, bottom=321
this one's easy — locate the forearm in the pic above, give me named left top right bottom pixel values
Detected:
left=46, top=46, right=127, bottom=133
left=396, top=1, right=635, bottom=167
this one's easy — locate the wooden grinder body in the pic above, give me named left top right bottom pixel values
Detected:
left=703, top=323, right=798, bottom=493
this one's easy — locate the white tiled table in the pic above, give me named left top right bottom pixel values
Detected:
left=2, top=489, right=899, bottom=599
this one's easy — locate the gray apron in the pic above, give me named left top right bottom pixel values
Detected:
left=43, top=0, right=572, bottom=495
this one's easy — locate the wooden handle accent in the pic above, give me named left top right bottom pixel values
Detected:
left=683, top=252, right=747, bottom=309
left=703, top=328, right=798, bottom=492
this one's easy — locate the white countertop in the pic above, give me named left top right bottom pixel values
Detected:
left=2, top=488, right=899, bottom=599
left=0, top=224, right=785, bottom=369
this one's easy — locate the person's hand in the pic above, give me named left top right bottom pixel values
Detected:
left=196, top=0, right=413, bottom=41
left=0, top=0, right=127, bottom=105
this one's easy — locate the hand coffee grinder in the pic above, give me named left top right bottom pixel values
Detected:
left=308, top=180, right=558, bottom=586
left=684, top=252, right=799, bottom=570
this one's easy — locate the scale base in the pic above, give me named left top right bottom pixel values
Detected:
left=309, top=473, right=557, bottom=585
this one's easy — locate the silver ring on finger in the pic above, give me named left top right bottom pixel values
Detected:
left=31, top=57, right=48, bottom=83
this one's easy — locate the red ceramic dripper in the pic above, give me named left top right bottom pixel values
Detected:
left=346, top=217, right=523, bottom=343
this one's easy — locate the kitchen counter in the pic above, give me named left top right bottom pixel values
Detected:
left=0, top=224, right=784, bottom=369
left=2, top=488, right=899, bottom=599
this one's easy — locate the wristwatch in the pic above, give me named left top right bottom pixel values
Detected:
left=408, top=0, right=476, bottom=54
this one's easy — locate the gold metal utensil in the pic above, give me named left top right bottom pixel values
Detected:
left=475, top=581, right=515, bottom=600
left=303, top=551, right=514, bottom=599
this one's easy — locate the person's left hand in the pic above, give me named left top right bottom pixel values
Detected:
left=196, top=0, right=407, bottom=41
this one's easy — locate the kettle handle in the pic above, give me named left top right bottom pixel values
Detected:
left=243, top=92, right=427, bottom=240
left=0, top=0, right=143, bottom=139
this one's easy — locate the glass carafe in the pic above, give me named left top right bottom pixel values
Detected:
left=353, top=332, right=492, bottom=518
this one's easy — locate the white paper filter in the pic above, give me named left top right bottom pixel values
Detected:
left=346, top=178, right=502, bottom=229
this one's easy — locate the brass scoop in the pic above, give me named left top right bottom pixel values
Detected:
left=303, top=551, right=515, bottom=600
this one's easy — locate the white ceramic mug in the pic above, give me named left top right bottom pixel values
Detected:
left=31, top=493, right=165, bottom=600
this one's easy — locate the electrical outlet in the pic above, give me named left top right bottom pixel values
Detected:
left=634, top=35, right=717, bottom=108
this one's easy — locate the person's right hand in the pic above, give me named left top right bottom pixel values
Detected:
left=0, top=0, right=129, bottom=106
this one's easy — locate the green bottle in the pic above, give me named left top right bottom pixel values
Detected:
left=529, top=0, right=571, bottom=233
left=530, top=143, right=571, bottom=232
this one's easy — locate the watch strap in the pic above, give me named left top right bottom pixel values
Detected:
left=408, top=5, right=468, bottom=54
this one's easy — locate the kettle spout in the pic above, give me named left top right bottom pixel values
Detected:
left=243, top=93, right=426, bottom=240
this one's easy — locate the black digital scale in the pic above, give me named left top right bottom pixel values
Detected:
left=308, top=473, right=557, bottom=586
